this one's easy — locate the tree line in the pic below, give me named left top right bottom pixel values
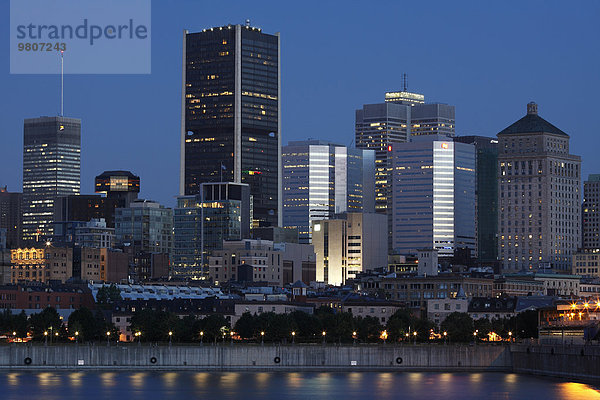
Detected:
left=0, top=305, right=538, bottom=343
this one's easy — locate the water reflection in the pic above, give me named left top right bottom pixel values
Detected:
left=38, top=372, right=60, bottom=387
left=6, top=373, right=19, bottom=387
left=347, top=372, right=362, bottom=390
left=130, top=372, right=146, bottom=389
left=558, top=382, right=600, bottom=400
left=286, top=372, right=302, bottom=389
left=100, top=372, right=116, bottom=388
left=193, top=372, right=209, bottom=389
left=161, top=372, right=177, bottom=389
left=68, top=372, right=83, bottom=388
left=255, top=372, right=270, bottom=390
left=219, top=372, right=240, bottom=389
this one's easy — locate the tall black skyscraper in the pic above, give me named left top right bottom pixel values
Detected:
left=22, top=116, right=81, bottom=243
left=181, top=23, right=281, bottom=228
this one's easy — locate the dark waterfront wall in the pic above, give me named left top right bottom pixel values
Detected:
left=511, top=344, right=600, bottom=382
left=1, top=343, right=598, bottom=382
left=0, top=344, right=510, bottom=372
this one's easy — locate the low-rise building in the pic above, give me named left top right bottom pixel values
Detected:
left=427, top=298, right=469, bottom=326
left=538, top=300, right=600, bottom=344
left=468, top=297, right=517, bottom=321
left=233, top=301, right=314, bottom=326
left=355, top=273, right=493, bottom=309
left=493, top=276, right=545, bottom=297
left=0, top=283, right=95, bottom=311
left=10, top=246, right=73, bottom=283
left=341, top=298, right=404, bottom=324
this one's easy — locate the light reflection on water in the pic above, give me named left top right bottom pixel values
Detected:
left=0, top=372, right=597, bottom=400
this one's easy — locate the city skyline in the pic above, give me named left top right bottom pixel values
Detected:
left=1, top=1, right=599, bottom=210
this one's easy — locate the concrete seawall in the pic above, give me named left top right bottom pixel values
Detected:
left=0, top=344, right=511, bottom=372
left=511, top=344, right=600, bottom=382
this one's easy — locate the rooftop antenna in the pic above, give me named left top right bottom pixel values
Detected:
left=60, top=50, right=64, bottom=116
left=402, top=73, right=408, bottom=92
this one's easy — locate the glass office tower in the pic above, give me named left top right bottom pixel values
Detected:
left=181, top=24, right=281, bottom=228
left=22, top=116, right=81, bottom=243
left=389, top=135, right=476, bottom=257
left=282, top=140, right=375, bottom=243
left=173, top=182, right=250, bottom=279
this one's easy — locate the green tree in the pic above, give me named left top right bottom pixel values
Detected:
left=234, top=312, right=257, bottom=340
left=474, top=318, right=492, bottom=338
left=199, top=314, right=230, bottom=343
left=386, top=309, right=417, bottom=341
left=96, top=284, right=122, bottom=306
left=68, top=307, right=103, bottom=341
left=29, top=307, right=64, bottom=339
left=355, top=316, right=383, bottom=342
left=440, top=312, right=474, bottom=342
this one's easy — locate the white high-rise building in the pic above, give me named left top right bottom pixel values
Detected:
left=497, top=103, right=581, bottom=272
left=389, top=135, right=476, bottom=257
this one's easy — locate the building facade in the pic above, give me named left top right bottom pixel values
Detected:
left=282, top=140, right=375, bottom=243
left=22, top=116, right=81, bottom=243
left=181, top=24, right=281, bottom=228
left=10, top=246, right=73, bottom=283
left=497, top=103, right=581, bottom=272
left=583, top=174, right=600, bottom=249
left=173, top=182, right=250, bottom=280
left=115, top=199, right=173, bottom=255
left=389, top=135, right=476, bottom=257
left=312, top=212, right=388, bottom=285
left=573, top=248, right=600, bottom=277
left=95, top=170, right=140, bottom=208
left=0, top=187, right=22, bottom=249
left=455, top=136, right=499, bottom=262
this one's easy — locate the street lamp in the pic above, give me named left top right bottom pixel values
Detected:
left=322, top=331, right=326, bottom=344
left=261, top=331, right=265, bottom=345
left=473, top=331, right=477, bottom=344
left=508, top=331, right=512, bottom=342
left=75, top=331, right=79, bottom=344
left=44, top=331, right=48, bottom=346
left=230, top=331, right=234, bottom=345
left=106, top=331, right=111, bottom=346
left=443, top=331, right=447, bottom=345
left=291, top=331, right=296, bottom=344
left=413, top=330, right=417, bottom=344
left=200, top=331, right=204, bottom=345
left=168, top=331, right=173, bottom=345
left=353, top=331, right=357, bottom=345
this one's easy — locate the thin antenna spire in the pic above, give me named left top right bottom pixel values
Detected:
left=402, top=73, right=408, bottom=92
left=60, top=51, right=64, bottom=116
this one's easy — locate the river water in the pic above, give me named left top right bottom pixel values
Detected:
left=1, top=371, right=598, bottom=399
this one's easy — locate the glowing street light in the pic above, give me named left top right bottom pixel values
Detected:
left=169, top=331, right=173, bottom=345
left=44, top=330, right=48, bottom=346
left=291, top=331, right=296, bottom=344
left=443, top=331, right=447, bottom=344
left=200, top=331, right=204, bottom=345
left=261, top=331, right=265, bottom=345
left=322, top=331, right=326, bottom=344
left=106, top=331, right=111, bottom=346
left=75, top=331, right=79, bottom=344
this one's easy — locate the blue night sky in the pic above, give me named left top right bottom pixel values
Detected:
left=1, top=0, right=599, bottom=207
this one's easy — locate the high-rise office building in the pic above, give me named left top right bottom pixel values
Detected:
left=181, top=23, right=281, bottom=228
left=22, top=116, right=81, bottom=243
left=455, top=136, right=499, bottom=262
left=356, top=92, right=456, bottom=229
left=0, top=187, right=22, bottom=249
left=389, top=135, right=476, bottom=257
left=282, top=140, right=375, bottom=243
left=173, top=182, right=251, bottom=280
left=355, top=103, right=411, bottom=214
left=583, top=174, right=600, bottom=249
left=95, top=170, right=140, bottom=208
left=497, top=103, right=581, bottom=272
